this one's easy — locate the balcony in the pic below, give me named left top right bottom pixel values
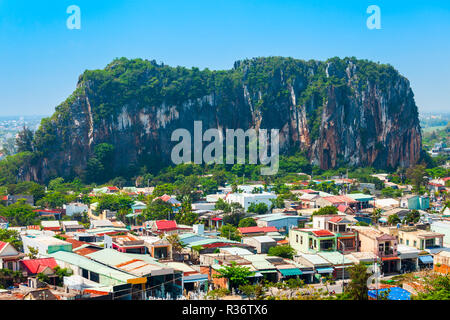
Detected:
left=378, top=250, right=395, bottom=257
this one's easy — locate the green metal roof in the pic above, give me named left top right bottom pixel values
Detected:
left=347, top=193, right=374, bottom=201
left=317, top=251, right=354, bottom=265
left=279, top=268, right=303, bottom=276
left=46, top=251, right=134, bottom=284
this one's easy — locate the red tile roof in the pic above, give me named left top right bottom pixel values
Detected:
left=21, top=258, right=58, bottom=274
left=64, top=238, right=89, bottom=249
left=323, top=195, right=357, bottom=204
left=0, top=241, right=7, bottom=252
left=238, top=226, right=278, bottom=234
left=155, top=220, right=178, bottom=231
left=107, top=186, right=119, bottom=191
left=337, top=205, right=350, bottom=212
left=75, top=247, right=101, bottom=257
left=1, top=196, right=7, bottom=201
left=329, top=216, right=344, bottom=223
left=301, top=189, right=319, bottom=194
left=311, top=230, right=335, bottom=237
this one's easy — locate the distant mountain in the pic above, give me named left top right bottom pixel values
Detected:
left=21, top=56, right=421, bottom=182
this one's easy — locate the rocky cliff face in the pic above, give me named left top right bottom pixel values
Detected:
left=29, top=56, right=422, bottom=181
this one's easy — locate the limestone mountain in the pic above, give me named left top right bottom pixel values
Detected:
left=24, top=56, right=421, bottom=182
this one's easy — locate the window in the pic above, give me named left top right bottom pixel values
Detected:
left=300, top=236, right=303, bottom=245
left=90, top=271, right=100, bottom=283
left=413, top=240, right=417, bottom=247
left=81, top=268, right=89, bottom=279
left=406, top=240, right=409, bottom=246
left=296, top=235, right=299, bottom=243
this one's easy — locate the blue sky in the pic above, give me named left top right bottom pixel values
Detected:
left=0, top=0, right=449, bottom=116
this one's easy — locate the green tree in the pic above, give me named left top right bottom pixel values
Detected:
left=0, top=229, right=23, bottom=251
left=15, top=126, right=34, bottom=153
left=219, top=224, right=241, bottom=241
left=1, top=199, right=38, bottom=226
left=313, top=206, right=338, bottom=216
left=27, top=246, right=39, bottom=259
left=214, top=261, right=254, bottom=289
left=403, top=209, right=421, bottom=224
left=238, top=217, right=257, bottom=228
left=248, top=202, right=268, bottom=214
left=144, top=198, right=173, bottom=220
left=345, top=263, right=369, bottom=300
left=267, top=245, right=296, bottom=260
left=406, top=165, right=427, bottom=193
left=387, top=214, right=401, bottom=225
left=414, top=274, right=450, bottom=300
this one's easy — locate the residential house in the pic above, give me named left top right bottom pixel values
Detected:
left=86, top=249, right=182, bottom=299
left=61, top=221, right=84, bottom=233
left=317, top=251, right=354, bottom=279
left=34, top=209, right=63, bottom=220
left=131, top=201, right=147, bottom=215
left=40, top=220, right=61, bottom=232
left=225, top=192, right=276, bottom=212
left=312, top=215, right=357, bottom=253
left=140, top=236, right=172, bottom=259
left=397, top=244, right=420, bottom=273
left=23, top=288, right=58, bottom=300
left=242, top=236, right=277, bottom=254
left=0, top=216, right=8, bottom=229
left=20, top=258, right=58, bottom=277
left=47, top=250, right=136, bottom=299
left=349, top=226, right=399, bottom=274
left=104, top=233, right=146, bottom=254
left=166, top=261, right=208, bottom=293
left=430, top=221, right=450, bottom=247
left=346, top=193, right=375, bottom=210
left=255, top=214, right=308, bottom=233
left=434, top=251, right=450, bottom=274
left=294, top=252, right=334, bottom=281
left=63, top=203, right=89, bottom=216
left=90, top=220, right=114, bottom=229
left=144, top=220, right=180, bottom=235
left=237, top=226, right=278, bottom=237
left=400, top=195, right=430, bottom=210
left=315, top=195, right=358, bottom=211
left=289, top=228, right=337, bottom=254
left=0, top=241, right=25, bottom=271
left=22, top=236, right=73, bottom=256
left=2, top=195, right=34, bottom=206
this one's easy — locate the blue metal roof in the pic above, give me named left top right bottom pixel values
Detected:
left=183, top=274, right=209, bottom=283
left=316, top=267, right=334, bottom=274
left=419, top=255, right=434, bottom=264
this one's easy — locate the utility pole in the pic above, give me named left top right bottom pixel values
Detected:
left=337, top=239, right=345, bottom=293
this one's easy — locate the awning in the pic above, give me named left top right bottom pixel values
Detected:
left=125, top=213, right=136, bottom=218
left=381, top=257, right=400, bottom=262
left=334, top=265, right=352, bottom=269
left=316, top=267, right=334, bottom=274
left=259, top=270, right=277, bottom=274
left=299, top=270, right=315, bottom=275
left=183, top=274, right=209, bottom=284
left=419, top=255, right=434, bottom=264
left=250, top=272, right=263, bottom=278
left=279, top=268, right=303, bottom=277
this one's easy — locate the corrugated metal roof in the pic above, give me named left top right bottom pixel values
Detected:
left=47, top=251, right=134, bottom=283
left=318, top=251, right=353, bottom=265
